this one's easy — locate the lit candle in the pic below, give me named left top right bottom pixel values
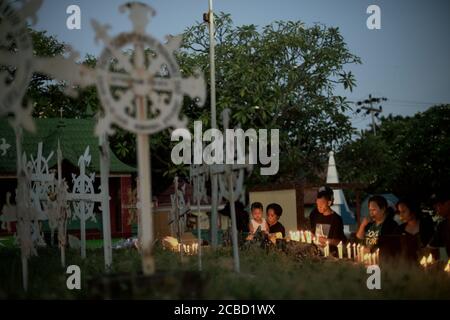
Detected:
left=420, top=256, right=427, bottom=268
left=337, top=241, right=343, bottom=259
left=306, top=231, right=312, bottom=244
left=324, top=240, right=329, bottom=257
left=376, top=248, right=380, bottom=264
left=346, top=243, right=351, bottom=259
left=371, top=252, right=377, bottom=265
left=427, top=253, right=433, bottom=265
left=444, top=260, right=450, bottom=273
left=368, top=253, right=373, bottom=265
left=300, top=231, right=305, bottom=243
left=356, top=244, right=360, bottom=262
left=352, top=243, right=356, bottom=261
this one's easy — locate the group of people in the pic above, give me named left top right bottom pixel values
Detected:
left=240, top=185, right=450, bottom=262
left=246, top=202, right=286, bottom=241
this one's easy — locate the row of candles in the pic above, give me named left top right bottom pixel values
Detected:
left=420, top=254, right=450, bottom=273
left=289, top=230, right=449, bottom=271
left=289, top=230, right=316, bottom=244
left=330, top=241, right=380, bottom=265
left=176, top=243, right=200, bottom=255
left=288, top=230, right=380, bottom=265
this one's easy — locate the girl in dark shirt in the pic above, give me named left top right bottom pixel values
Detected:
left=396, top=198, right=434, bottom=261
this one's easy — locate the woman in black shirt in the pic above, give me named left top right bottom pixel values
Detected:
left=266, top=203, right=286, bottom=238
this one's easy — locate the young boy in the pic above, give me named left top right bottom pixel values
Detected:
left=247, top=202, right=269, bottom=239
left=247, top=202, right=269, bottom=240
left=309, top=186, right=346, bottom=247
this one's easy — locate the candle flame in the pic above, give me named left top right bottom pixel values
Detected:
left=420, top=256, right=427, bottom=267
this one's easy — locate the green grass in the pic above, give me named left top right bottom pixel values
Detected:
left=0, top=242, right=449, bottom=299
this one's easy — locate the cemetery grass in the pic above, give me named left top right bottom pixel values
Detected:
left=0, top=244, right=450, bottom=299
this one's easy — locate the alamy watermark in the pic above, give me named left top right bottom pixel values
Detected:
left=366, top=265, right=381, bottom=290
left=367, top=5, right=381, bottom=30
left=66, top=265, right=81, bottom=290
left=171, top=121, right=279, bottom=175
left=66, top=5, right=81, bottom=30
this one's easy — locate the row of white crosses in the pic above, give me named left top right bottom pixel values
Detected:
left=27, top=141, right=103, bottom=266
left=190, top=109, right=252, bottom=273
left=0, top=0, right=206, bottom=278
left=0, top=137, right=107, bottom=289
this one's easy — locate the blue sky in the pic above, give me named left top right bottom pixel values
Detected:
left=34, top=0, right=450, bottom=131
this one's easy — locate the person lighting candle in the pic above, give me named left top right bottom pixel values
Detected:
left=356, top=195, right=400, bottom=262
left=266, top=203, right=286, bottom=240
left=309, top=186, right=347, bottom=256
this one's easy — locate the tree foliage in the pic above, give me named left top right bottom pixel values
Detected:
left=337, top=105, right=450, bottom=203
left=179, top=13, right=360, bottom=184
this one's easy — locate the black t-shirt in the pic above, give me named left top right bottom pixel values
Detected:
left=364, top=218, right=401, bottom=256
left=430, top=218, right=450, bottom=257
left=269, top=221, right=286, bottom=237
left=309, top=208, right=346, bottom=243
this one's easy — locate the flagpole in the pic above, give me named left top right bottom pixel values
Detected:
left=208, top=0, right=219, bottom=248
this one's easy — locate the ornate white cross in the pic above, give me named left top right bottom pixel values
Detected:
left=67, top=146, right=102, bottom=259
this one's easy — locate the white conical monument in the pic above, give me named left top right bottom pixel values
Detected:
left=326, top=151, right=354, bottom=233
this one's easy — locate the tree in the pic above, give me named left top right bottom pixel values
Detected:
left=337, top=105, right=450, bottom=204
left=178, top=13, right=360, bottom=184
